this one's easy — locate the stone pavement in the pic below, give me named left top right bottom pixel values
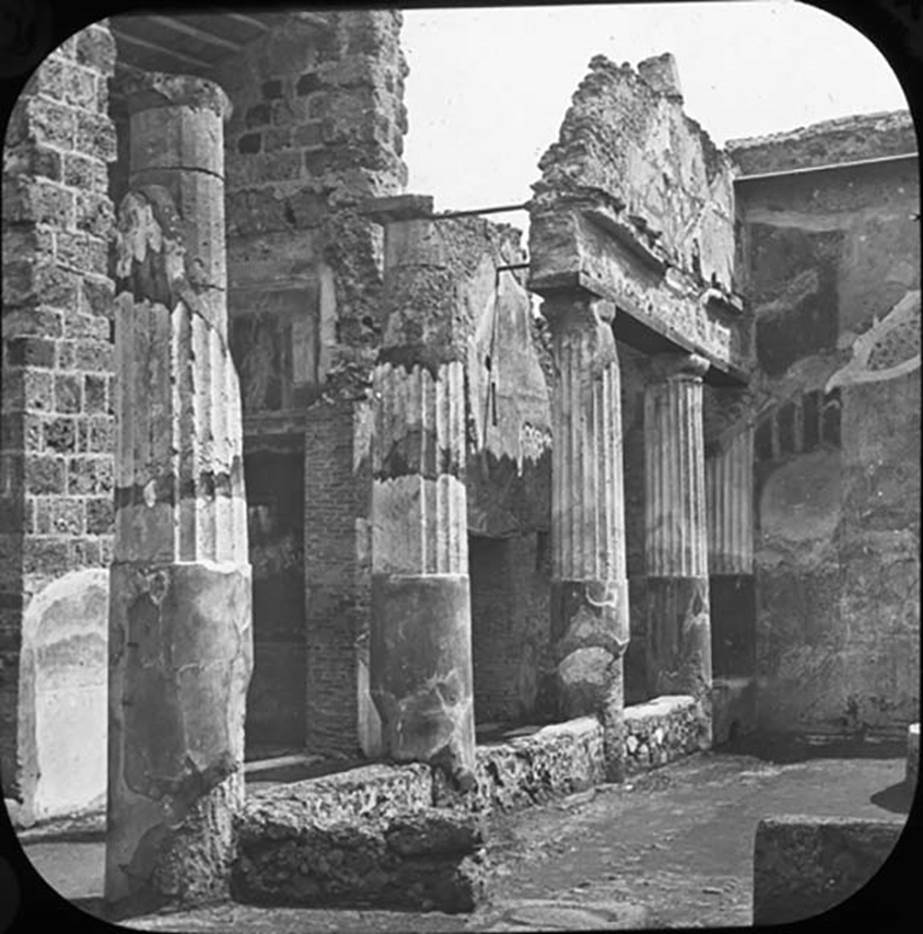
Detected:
left=17, top=750, right=915, bottom=931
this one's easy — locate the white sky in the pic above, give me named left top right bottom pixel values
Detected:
left=401, top=1, right=909, bottom=229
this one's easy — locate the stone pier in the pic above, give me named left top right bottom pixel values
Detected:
left=644, top=353, right=712, bottom=742
left=544, top=291, right=629, bottom=782
left=368, top=196, right=476, bottom=788
left=106, top=74, right=252, bottom=914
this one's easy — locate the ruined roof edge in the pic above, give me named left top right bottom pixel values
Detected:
left=726, top=109, right=917, bottom=176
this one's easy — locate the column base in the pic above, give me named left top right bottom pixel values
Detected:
left=371, top=573, right=475, bottom=786
left=106, top=561, right=252, bottom=913
left=644, top=575, right=713, bottom=746
left=551, top=578, right=629, bottom=781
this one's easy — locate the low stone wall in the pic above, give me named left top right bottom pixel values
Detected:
left=623, top=695, right=708, bottom=774
left=234, top=805, right=486, bottom=913
left=753, top=815, right=904, bottom=924
left=435, top=717, right=606, bottom=813
left=244, top=763, right=433, bottom=827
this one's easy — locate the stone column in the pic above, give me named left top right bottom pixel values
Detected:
left=544, top=292, right=629, bottom=782
left=368, top=197, right=475, bottom=788
left=106, top=73, right=252, bottom=915
left=644, top=353, right=712, bottom=742
left=706, top=425, right=754, bottom=575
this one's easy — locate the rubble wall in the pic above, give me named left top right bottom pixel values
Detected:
left=729, top=114, right=920, bottom=738
left=212, top=10, right=408, bottom=756
left=1, top=23, right=117, bottom=821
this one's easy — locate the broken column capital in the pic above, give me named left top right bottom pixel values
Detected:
left=121, top=71, right=232, bottom=121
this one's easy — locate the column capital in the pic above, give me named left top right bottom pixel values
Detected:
left=648, top=352, right=710, bottom=384
left=121, top=71, right=232, bottom=121
left=541, top=294, right=617, bottom=333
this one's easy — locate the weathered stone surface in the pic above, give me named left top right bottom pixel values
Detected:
left=752, top=815, right=904, bottom=924
left=705, top=426, right=754, bottom=575
left=529, top=55, right=748, bottom=377
left=233, top=806, right=487, bottom=913
left=106, top=73, right=252, bottom=914
left=369, top=206, right=477, bottom=783
left=370, top=574, right=475, bottom=783
left=623, top=694, right=707, bottom=773
left=434, top=717, right=606, bottom=814
left=14, top=569, right=108, bottom=824
left=106, top=563, right=252, bottom=913
left=245, top=763, right=434, bottom=827
left=644, top=578, right=712, bottom=706
left=644, top=353, right=710, bottom=577
left=642, top=353, right=713, bottom=742
left=541, top=293, right=629, bottom=781
left=732, top=122, right=918, bottom=740
left=1, top=24, right=117, bottom=819
left=727, top=110, right=915, bottom=176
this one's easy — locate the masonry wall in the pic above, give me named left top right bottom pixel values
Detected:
left=1, top=23, right=117, bottom=821
left=432, top=217, right=553, bottom=728
left=212, top=10, right=408, bottom=757
left=730, top=114, right=920, bottom=738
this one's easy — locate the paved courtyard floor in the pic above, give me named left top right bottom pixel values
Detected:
left=15, top=749, right=916, bottom=931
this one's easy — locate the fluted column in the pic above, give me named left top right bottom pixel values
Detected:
left=545, top=294, right=629, bottom=782
left=106, top=74, right=252, bottom=916
left=369, top=201, right=475, bottom=788
left=643, top=353, right=712, bottom=744
left=706, top=426, right=754, bottom=574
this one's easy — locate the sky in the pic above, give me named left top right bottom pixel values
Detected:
left=400, top=1, right=909, bottom=231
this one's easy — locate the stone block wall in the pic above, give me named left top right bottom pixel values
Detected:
left=728, top=114, right=920, bottom=738
left=752, top=815, right=904, bottom=924
left=1, top=23, right=117, bottom=820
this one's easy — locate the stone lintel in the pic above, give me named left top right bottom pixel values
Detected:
left=612, top=300, right=749, bottom=387
left=528, top=269, right=611, bottom=301
left=363, top=194, right=435, bottom=225
left=529, top=246, right=749, bottom=387
left=121, top=71, right=232, bottom=121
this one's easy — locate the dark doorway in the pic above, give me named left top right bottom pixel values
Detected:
left=244, top=448, right=306, bottom=759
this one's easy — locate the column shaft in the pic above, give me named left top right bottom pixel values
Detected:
left=546, top=296, right=628, bottom=781
left=369, top=209, right=475, bottom=787
left=643, top=354, right=712, bottom=743
left=706, top=425, right=754, bottom=575
left=106, top=74, right=251, bottom=915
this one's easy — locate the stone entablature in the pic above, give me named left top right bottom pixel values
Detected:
left=528, top=54, right=750, bottom=382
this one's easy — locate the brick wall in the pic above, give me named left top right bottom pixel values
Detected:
left=303, top=402, right=368, bottom=755
left=1, top=24, right=117, bottom=794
